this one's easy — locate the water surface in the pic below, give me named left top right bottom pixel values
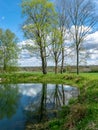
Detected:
left=0, top=83, right=79, bottom=130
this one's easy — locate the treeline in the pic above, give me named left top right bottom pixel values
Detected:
left=21, top=0, right=97, bottom=75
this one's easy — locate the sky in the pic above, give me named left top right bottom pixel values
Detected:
left=0, top=0, right=23, bottom=41
left=0, top=0, right=98, bottom=66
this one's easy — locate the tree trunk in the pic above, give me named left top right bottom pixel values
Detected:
left=76, top=46, right=79, bottom=75
left=55, top=60, right=58, bottom=74
left=61, top=47, right=64, bottom=74
left=62, top=85, right=65, bottom=105
left=40, top=47, right=47, bottom=74
left=3, top=58, right=6, bottom=71
left=3, top=64, right=6, bottom=71
left=39, top=84, right=47, bottom=121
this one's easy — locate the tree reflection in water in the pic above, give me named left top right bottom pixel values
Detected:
left=38, top=84, right=47, bottom=122
left=0, top=84, right=20, bottom=119
left=24, top=84, right=48, bottom=123
left=52, top=84, right=66, bottom=108
left=25, top=84, right=79, bottom=124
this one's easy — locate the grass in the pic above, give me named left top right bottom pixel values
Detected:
left=0, top=71, right=94, bottom=84
left=0, top=71, right=98, bottom=130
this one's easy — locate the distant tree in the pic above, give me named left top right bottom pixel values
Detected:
left=0, top=28, right=19, bottom=71
left=21, top=0, right=56, bottom=74
left=64, top=0, right=97, bottom=74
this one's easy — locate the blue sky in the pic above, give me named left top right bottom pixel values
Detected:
left=0, top=0, right=98, bottom=41
left=0, top=0, right=23, bottom=41
left=0, top=0, right=98, bottom=66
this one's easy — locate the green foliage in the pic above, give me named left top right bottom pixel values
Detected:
left=0, top=84, right=19, bottom=119
left=0, top=28, right=19, bottom=71
left=58, top=106, right=70, bottom=119
left=49, top=119, right=64, bottom=130
left=22, top=0, right=56, bottom=39
left=69, top=98, right=78, bottom=105
left=21, top=0, right=57, bottom=74
left=65, top=106, right=87, bottom=129
left=49, top=28, right=63, bottom=74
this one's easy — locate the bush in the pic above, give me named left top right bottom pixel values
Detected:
left=64, top=104, right=87, bottom=129
left=59, top=106, right=70, bottom=118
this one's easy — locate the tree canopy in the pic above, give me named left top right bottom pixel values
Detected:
left=0, top=28, right=19, bottom=71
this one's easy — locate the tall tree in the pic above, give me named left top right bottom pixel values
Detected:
left=0, top=29, right=18, bottom=71
left=49, top=28, right=62, bottom=74
left=55, top=0, right=68, bottom=74
left=64, top=0, right=97, bottom=74
left=21, top=0, right=55, bottom=74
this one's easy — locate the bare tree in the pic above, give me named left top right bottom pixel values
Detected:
left=49, top=28, right=62, bottom=74
left=64, top=0, right=97, bottom=74
left=55, top=0, right=68, bottom=74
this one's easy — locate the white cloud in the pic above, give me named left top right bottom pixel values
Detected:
left=18, top=57, right=41, bottom=67
left=17, top=39, right=41, bottom=66
left=64, top=27, right=98, bottom=65
left=17, top=27, right=98, bottom=66
left=19, top=84, right=42, bottom=97
left=85, top=31, right=98, bottom=49
left=18, top=39, right=35, bottom=48
left=83, top=31, right=98, bottom=65
left=87, top=48, right=98, bottom=64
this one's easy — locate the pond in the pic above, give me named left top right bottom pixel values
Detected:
left=0, top=83, right=79, bottom=130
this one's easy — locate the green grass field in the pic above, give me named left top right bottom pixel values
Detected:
left=0, top=72, right=98, bottom=130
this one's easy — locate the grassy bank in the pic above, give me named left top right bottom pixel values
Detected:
left=0, top=72, right=98, bottom=130
left=0, top=72, right=97, bottom=84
